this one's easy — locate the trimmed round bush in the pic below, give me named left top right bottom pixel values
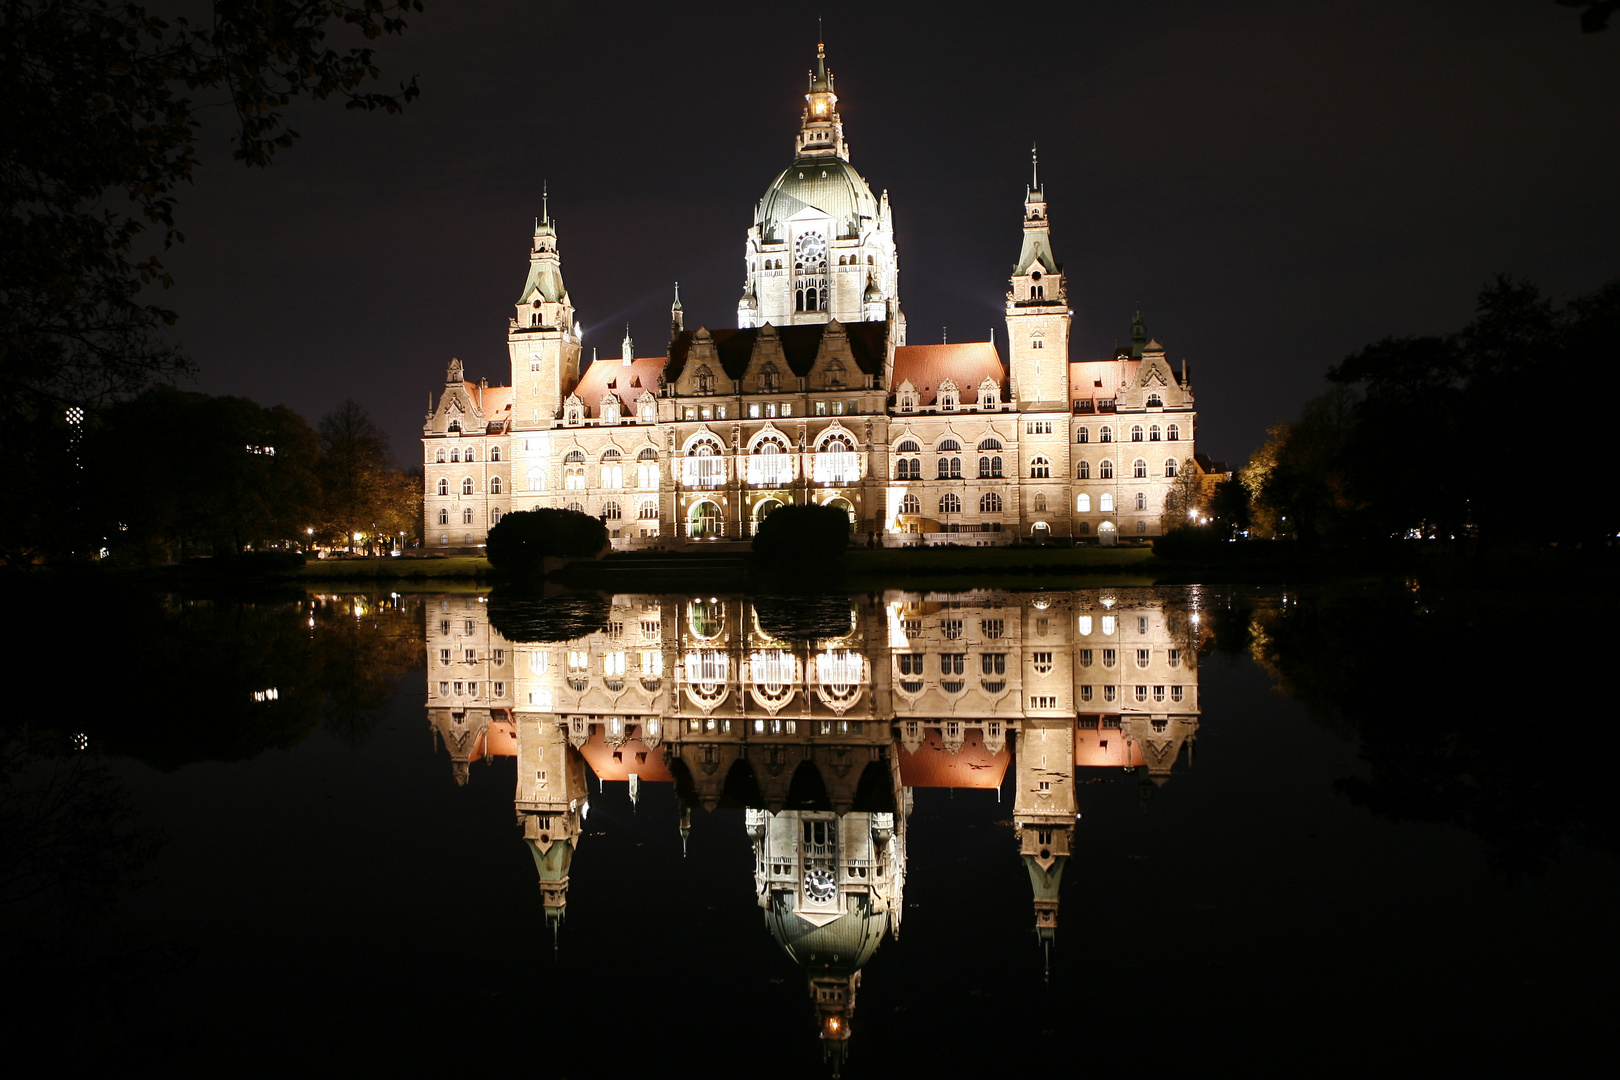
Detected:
left=752, top=502, right=850, bottom=566
left=485, top=509, right=609, bottom=574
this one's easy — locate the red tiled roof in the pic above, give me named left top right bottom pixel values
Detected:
left=576, top=729, right=673, bottom=782
left=1067, top=359, right=1138, bottom=408
left=468, top=719, right=518, bottom=764
left=890, top=342, right=1005, bottom=406
left=896, top=726, right=1009, bottom=789
left=460, top=382, right=514, bottom=431
left=1075, top=723, right=1146, bottom=768
left=572, top=356, right=669, bottom=416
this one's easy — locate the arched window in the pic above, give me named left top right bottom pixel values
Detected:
left=564, top=449, right=585, bottom=463
left=490, top=476, right=503, bottom=495
left=602, top=398, right=620, bottom=423
left=526, top=467, right=546, bottom=491
left=896, top=439, right=921, bottom=453
left=937, top=379, right=959, bottom=410
left=450, top=447, right=461, bottom=463
left=1131, top=425, right=1144, bottom=442
left=978, top=437, right=1003, bottom=451
left=1035, top=493, right=1048, bottom=512
left=1149, top=425, right=1161, bottom=442
left=1135, top=492, right=1147, bottom=511
left=1137, top=519, right=1148, bottom=533
left=1167, top=424, right=1180, bottom=441
left=940, top=493, right=961, bottom=514
left=490, top=446, right=501, bottom=461
left=434, top=448, right=445, bottom=463
left=638, top=499, right=658, bottom=519
left=466, top=448, right=477, bottom=462
left=437, top=508, right=449, bottom=525
left=462, top=508, right=474, bottom=525
left=980, top=492, right=1002, bottom=513
left=683, top=438, right=724, bottom=487
left=750, top=437, right=791, bottom=487
left=761, top=362, right=780, bottom=392
left=1099, top=426, right=1113, bottom=443
left=1076, top=494, right=1091, bottom=512
left=1100, top=460, right=1114, bottom=479
left=1133, top=459, right=1148, bottom=479
left=567, top=501, right=584, bottom=514
left=1147, top=394, right=1163, bottom=407
left=1030, top=456, right=1050, bottom=479
left=636, top=447, right=659, bottom=489
left=900, top=493, right=920, bottom=515
left=1076, top=428, right=1089, bottom=444
left=462, top=477, right=475, bottom=495
left=1165, top=458, right=1179, bottom=477
left=603, top=501, right=622, bottom=520
left=937, top=456, right=961, bottom=479
left=937, top=438, right=961, bottom=453
left=1076, top=460, right=1090, bottom=480
left=815, top=434, right=859, bottom=484
left=491, top=508, right=503, bottom=525
left=437, top=478, right=449, bottom=496
left=601, top=448, right=624, bottom=489
left=824, top=359, right=846, bottom=390
left=1100, top=493, right=1115, bottom=512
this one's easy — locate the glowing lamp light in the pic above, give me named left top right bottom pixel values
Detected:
left=826, top=1017, right=841, bottom=1033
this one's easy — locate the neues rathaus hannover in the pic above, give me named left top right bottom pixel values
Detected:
left=423, top=44, right=1201, bottom=549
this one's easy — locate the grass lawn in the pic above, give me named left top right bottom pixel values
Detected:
left=295, top=556, right=491, bottom=580
left=843, top=545, right=1156, bottom=574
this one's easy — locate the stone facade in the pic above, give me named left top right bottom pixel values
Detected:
left=423, top=45, right=1200, bottom=551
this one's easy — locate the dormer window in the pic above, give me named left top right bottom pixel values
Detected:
left=938, top=378, right=959, bottom=411
left=979, top=378, right=1000, bottom=410
left=601, top=396, right=621, bottom=424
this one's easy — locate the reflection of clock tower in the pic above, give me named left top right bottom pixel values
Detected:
left=1013, top=719, right=1076, bottom=966
left=515, top=714, right=591, bottom=942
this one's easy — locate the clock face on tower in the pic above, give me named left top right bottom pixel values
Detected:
left=804, top=867, right=837, bottom=902
left=795, top=231, right=826, bottom=271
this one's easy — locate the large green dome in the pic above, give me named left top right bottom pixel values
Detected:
left=765, top=892, right=889, bottom=976
left=756, top=157, right=879, bottom=243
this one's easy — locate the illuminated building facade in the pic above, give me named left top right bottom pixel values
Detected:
left=427, top=588, right=1201, bottom=1066
left=422, top=43, right=1200, bottom=550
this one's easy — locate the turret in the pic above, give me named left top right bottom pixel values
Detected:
left=670, top=282, right=684, bottom=342
left=508, top=187, right=583, bottom=430
left=1005, top=146, right=1071, bottom=406
left=795, top=39, right=848, bottom=161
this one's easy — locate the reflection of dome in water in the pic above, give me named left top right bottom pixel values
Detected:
left=765, top=892, right=888, bottom=976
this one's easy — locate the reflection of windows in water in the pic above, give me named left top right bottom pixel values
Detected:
left=1137, top=649, right=1151, bottom=668
left=1135, top=685, right=1148, bottom=702
left=1032, top=652, right=1052, bottom=675
left=982, top=618, right=1005, bottom=639
left=939, top=654, right=965, bottom=675
left=981, top=654, right=1006, bottom=674
left=898, top=654, right=925, bottom=675
left=1079, top=649, right=1093, bottom=667
left=1030, top=695, right=1056, bottom=708
left=1103, top=686, right=1116, bottom=702
left=1172, top=685, right=1185, bottom=702
left=942, top=619, right=963, bottom=639
left=1102, top=648, right=1117, bottom=668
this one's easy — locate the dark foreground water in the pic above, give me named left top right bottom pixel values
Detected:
left=4, top=583, right=1616, bottom=1075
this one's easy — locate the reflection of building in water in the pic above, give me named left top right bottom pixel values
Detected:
left=427, top=589, right=1200, bottom=1066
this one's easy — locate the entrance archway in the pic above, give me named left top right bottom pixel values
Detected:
left=1031, top=521, right=1051, bottom=539
left=826, top=496, right=855, bottom=527
left=754, top=498, right=783, bottom=535
left=1098, top=520, right=1117, bottom=547
left=689, top=500, right=720, bottom=539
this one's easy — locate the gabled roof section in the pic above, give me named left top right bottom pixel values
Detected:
left=1068, top=358, right=1139, bottom=409
left=664, top=320, right=887, bottom=384
left=890, top=342, right=1006, bottom=406
left=572, top=355, right=670, bottom=414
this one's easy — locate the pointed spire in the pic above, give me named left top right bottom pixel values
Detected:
left=1031, top=142, right=1039, bottom=193
left=622, top=325, right=634, bottom=365
left=670, top=282, right=684, bottom=338
left=1131, top=306, right=1147, bottom=359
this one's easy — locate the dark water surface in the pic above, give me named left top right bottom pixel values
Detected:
left=4, top=583, right=1615, bottom=1075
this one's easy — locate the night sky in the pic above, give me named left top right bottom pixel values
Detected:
left=161, top=1, right=1620, bottom=466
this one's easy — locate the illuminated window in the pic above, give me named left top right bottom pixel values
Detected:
left=437, top=508, right=449, bottom=525
left=490, top=477, right=503, bottom=494
left=1099, top=426, right=1113, bottom=443
left=527, top=467, right=546, bottom=491
left=695, top=365, right=715, bottom=393
left=1100, top=493, right=1115, bottom=512
left=1167, top=424, right=1180, bottom=441
left=435, top=448, right=445, bottom=463
left=603, top=501, right=621, bottom=520
left=1099, top=460, right=1114, bottom=480
left=1135, top=492, right=1147, bottom=511
left=1078, top=616, right=1093, bottom=635
left=900, top=494, right=920, bottom=515
left=639, top=499, right=658, bottom=520
left=1149, top=425, right=1161, bottom=442
left=1076, top=461, right=1090, bottom=480
left=1165, top=458, right=1178, bottom=477
left=462, top=477, right=475, bottom=495
left=1133, top=460, right=1148, bottom=479
left=1076, top=494, right=1091, bottom=513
